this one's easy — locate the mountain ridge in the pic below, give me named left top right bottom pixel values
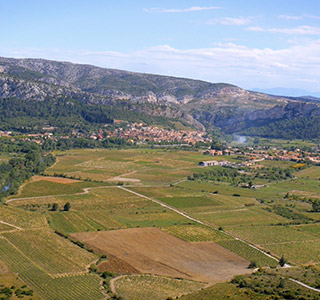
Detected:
left=0, top=56, right=319, bottom=138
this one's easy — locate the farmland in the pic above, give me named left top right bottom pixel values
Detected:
left=1, top=147, right=320, bottom=299
left=71, top=227, right=251, bottom=283
left=112, top=274, right=206, bottom=300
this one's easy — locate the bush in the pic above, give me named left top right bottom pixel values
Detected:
left=248, top=261, right=257, bottom=269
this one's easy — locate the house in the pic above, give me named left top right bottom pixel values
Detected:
left=199, top=160, right=220, bottom=167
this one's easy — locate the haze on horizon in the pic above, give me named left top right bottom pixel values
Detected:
left=0, top=0, right=320, bottom=96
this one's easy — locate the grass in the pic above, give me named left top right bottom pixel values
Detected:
left=0, top=238, right=105, bottom=300
left=295, top=166, right=320, bottom=179
left=0, top=206, right=48, bottom=229
left=2, top=148, right=320, bottom=298
left=180, top=282, right=259, bottom=300
left=217, top=240, right=278, bottom=267
left=181, top=266, right=320, bottom=300
left=269, top=265, right=320, bottom=289
left=158, top=195, right=222, bottom=208
left=12, top=186, right=190, bottom=235
left=292, top=223, right=320, bottom=236
left=228, top=225, right=319, bottom=245
left=113, top=274, right=206, bottom=300
left=3, top=229, right=97, bottom=275
left=46, top=148, right=205, bottom=185
left=192, top=206, right=289, bottom=227
left=264, top=240, right=320, bottom=264
left=0, top=223, right=14, bottom=232
left=10, top=180, right=107, bottom=199
left=48, top=211, right=110, bottom=234
left=0, top=272, right=42, bottom=300
left=162, top=224, right=232, bottom=242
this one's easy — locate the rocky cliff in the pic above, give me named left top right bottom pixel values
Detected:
left=0, top=56, right=316, bottom=133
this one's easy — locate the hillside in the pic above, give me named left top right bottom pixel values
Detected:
left=0, top=56, right=284, bottom=106
left=0, top=56, right=319, bottom=138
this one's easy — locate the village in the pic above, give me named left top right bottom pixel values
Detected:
left=103, top=122, right=211, bottom=144
left=0, top=122, right=212, bottom=145
left=202, top=145, right=320, bottom=166
left=1, top=125, right=320, bottom=165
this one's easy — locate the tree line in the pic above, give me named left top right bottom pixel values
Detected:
left=0, top=141, right=56, bottom=201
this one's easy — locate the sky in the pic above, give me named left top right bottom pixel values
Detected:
left=0, top=0, right=320, bottom=93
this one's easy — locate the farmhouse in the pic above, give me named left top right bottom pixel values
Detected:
left=198, top=160, right=231, bottom=167
left=199, top=160, right=219, bottom=167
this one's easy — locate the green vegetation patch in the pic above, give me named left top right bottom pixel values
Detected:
left=296, top=166, right=320, bottom=179
left=0, top=206, right=47, bottom=229
left=113, top=274, right=206, bottom=300
left=180, top=282, right=259, bottom=300
left=158, top=196, right=221, bottom=208
left=264, top=240, right=320, bottom=264
left=228, top=225, right=319, bottom=245
left=12, top=180, right=107, bottom=199
left=3, top=229, right=97, bottom=275
left=193, top=207, right=288, bottom=227
left=217, top=240, right=278, bottom=267
left=292, top=223, right=320, bottom=237
left=0, top=239, right=105, bottom=300
left=162, top=224, right=232, bottom=242
left=0, top=272, right=42, bottom=300
left=48, top=211, right=109, bottom=235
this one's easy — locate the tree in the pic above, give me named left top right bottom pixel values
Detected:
left=278, top=278, right=285, bottom=288
left=52, top=203, right=59, bottom=211
left=312, top=200, right=320, bottom=212
left=248, top=261, right=257, bottom=269
left=63, top=202, right=71, bottom=211
left=279, top=255, right=286, bottom=267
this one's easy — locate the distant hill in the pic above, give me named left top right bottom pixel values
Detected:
left=0, top=56, right=319, bottom=138
left=252, top=87, right=320, bottom=98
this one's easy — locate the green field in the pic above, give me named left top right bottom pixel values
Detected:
left=0, top=238, right=104, bottom=300
left=113, top=274, right=206, bottom=300
left=10, top=180, right=108, bottom=199
left=180, top=268, right=320, bottom=300
left=162, top=224, right=232, bottom=242
left=0, top=272, right=42, bottom=300
left=2, top=148, right=320, bottom=299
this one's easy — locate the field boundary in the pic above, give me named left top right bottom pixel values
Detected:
left=119, top=186, right=281, bottom=265
left=0, top=221, right=23, bottom=231
left=289, top=278, right=320, bottom=293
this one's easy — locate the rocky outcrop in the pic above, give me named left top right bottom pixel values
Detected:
left=0, top=56, right=317, bottom=132
left=211, top=102, right=320, bottom=132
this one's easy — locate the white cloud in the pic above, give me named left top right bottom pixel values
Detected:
left=207, top=16, right=253, bottom=26
left=1, top=40, right=320, bottom=92
left=278, top=15, right=303, bottom=20
left=279, top=14, right=320, bottom=20
left=144, top=6, right=220, bottom=13
left=248, top=25, right=320, bottom=35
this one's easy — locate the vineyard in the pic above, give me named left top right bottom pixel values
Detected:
left=113, top=274, right=206, bottom=300
left=162, top=224, right=232, bottom=242
left=0, top=238, right=105, bottom=300
left=1, top=148, right=320, bottom=299
left=3, top=229, right=97, bottom=275
left=217, top=240, right=278, bottom=267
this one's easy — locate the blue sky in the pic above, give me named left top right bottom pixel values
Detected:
left=1, top=0, right=320, bottom=92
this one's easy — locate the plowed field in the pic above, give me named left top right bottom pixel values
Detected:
left=71, top=227, right=251, bottom=283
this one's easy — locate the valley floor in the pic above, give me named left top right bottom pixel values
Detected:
left=1, top=148, right=320, bottom=299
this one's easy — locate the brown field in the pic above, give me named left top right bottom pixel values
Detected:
left=97, top=254, right=140, bottom=274
left=31, top=175, right=81, bottom=184
left=71, top=227, right=251, bottom=283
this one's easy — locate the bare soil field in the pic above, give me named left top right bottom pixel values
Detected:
left=97, top=254, right=140, bottom=274
left=71, top=227, right=251, bottom=283
left=31, top=175, right=81, bottom=184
